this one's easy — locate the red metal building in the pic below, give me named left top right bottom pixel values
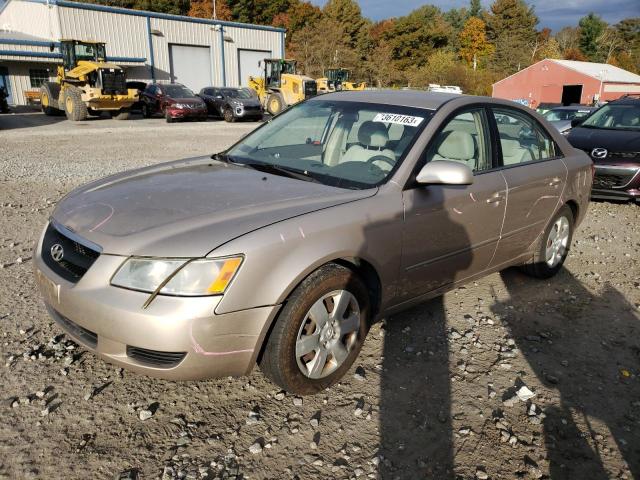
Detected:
left=492, top=59, right=640, bottom=108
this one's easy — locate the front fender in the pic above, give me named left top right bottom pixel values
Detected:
left=211, top=190, right=404, bottom=316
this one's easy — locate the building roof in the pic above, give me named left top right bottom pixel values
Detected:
left=550, top=60, right=640, bottom=83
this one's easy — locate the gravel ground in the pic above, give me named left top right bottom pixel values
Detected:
left=1, top=112, right=639, bottom=480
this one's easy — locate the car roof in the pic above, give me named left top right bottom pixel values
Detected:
left=610, top=95, right=640, bottom=105
left=314, top=90, right=472, bottom=110
left=551, top=105, right=595, bottom=110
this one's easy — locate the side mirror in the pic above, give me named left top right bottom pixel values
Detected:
left=416, top=160, right=473, bottom=186
left=570, top=118, right=584, bottom=128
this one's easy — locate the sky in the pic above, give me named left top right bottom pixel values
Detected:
left=311, top=0, right=640, bottom=31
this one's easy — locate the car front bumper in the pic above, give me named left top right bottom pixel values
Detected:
left=33, top=232, right=280, bottom=380
left=591, top=164, right=640, bottom=201
left=166, top=108, right=207, bottom=119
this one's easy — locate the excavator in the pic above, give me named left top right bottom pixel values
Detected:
left=317, top=68, right=366, bottom=94
left=40, top=39, right=138, bottom=121
left=248, top=59, right=317, bottom=115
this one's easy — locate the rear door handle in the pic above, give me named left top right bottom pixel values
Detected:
left=549, top=177, right=562, bottom=186
left=486, top=193, right=504, bottom=204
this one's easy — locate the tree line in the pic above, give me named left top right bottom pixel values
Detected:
left=73, top=0, right=640, bottom=95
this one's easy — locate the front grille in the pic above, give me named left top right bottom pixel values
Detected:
left=41, top=222, right=100, bottom=283
left=244, top=105, right=261, bottom=112
left=100, top=69, right=127, bottom=95
left=49, top=307, right=98, bottom=349
left=304, top=80, right=317, bottom=99
left=126, top=346, right=186, bottom=368
left=593, top=172, right=636, bottom=189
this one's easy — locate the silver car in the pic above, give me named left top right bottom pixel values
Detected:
left=34, top=91, right=593, bottom=394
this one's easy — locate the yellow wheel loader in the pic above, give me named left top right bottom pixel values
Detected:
left=40, top=40, right=138, bottom=121
left=248, top=59, right=317, bottom=115
left=317, top=68, right=366, bottom=93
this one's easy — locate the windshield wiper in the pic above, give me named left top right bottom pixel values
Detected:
left=211, top=152, right=245, bottom=165
left=243, top=162, right=321, bottom=183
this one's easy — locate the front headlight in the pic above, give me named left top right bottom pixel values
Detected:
left=111, top=256, right=243, bottom=296
left=173, top=103, right=186, bottom=109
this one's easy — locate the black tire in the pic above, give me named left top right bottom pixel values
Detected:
left=520, top=204, right=574, bottom=279
left=266, top=93, right=284, bottom=116
left=259, top=263, right=370, bottom=395
left=40, top=82, right=62, bottom=116
left=223, top=107, right=235, bottom=123
left=165, top=111, right=174, bottom=123
left=112, top=108, right=131, bottom=120
left=142, top=103, right=152, bottom=118
left=63, top=86, right=88, bottom=121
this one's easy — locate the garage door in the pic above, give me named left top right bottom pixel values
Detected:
left=238, top=49, right=271, bottom=87
left=169, top=44, right=212, bottom=92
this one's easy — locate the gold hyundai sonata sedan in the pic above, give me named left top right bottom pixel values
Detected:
left=34, top=91, right=593, bottom=394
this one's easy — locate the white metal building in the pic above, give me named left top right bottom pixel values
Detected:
left=0, top=0, right=285, bottom=105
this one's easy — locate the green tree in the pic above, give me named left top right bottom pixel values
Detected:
left=485, top=0, right=538, bottom=73
left=469, top=0, right=482, bottom=18
left=386, top=5, right=452, bottom=70
left=578, top=13, right=607, bottom=61
left=323, top=0, right=370, bottom=50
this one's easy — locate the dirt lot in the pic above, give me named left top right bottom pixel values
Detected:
left=1, top=111, right=639, bottom=480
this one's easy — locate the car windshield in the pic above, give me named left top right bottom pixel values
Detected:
left=580, top=103, right=640, bottom=130
left=163, top=85, right=195, bottom=98
left=544, top=109, right=592, bottom=121
left=225, top=100, right=430, bottom=189
left=222, top=88, right=252, bottom=99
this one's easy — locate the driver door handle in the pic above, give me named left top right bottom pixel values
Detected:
left=486, top=192, right=504, bottom=204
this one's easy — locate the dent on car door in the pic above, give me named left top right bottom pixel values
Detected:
left=398, top=107, right=507, bottom=300
left=490, top=107, right=566, bottom=265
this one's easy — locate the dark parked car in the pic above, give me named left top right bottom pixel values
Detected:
left=566, top=95, right=640, bottom=202
left=141, top=83, right=207, bottom=123
left=543, top=106, right=596, bottom=135
left=199, top=87, right=263, bottom=122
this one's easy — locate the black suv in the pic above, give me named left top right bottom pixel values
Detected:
left=199, top=87, right=263, bottom=122
left=566, top=95, right=640, bottom=202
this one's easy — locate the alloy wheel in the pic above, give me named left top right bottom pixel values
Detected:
left=545, top=215, right=570, bottom=267
left=295, top=290, right=361, bottom=379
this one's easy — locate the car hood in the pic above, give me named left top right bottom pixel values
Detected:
left=52, top=157, right=376, bottom=257
left=230, top=97, right=262, bottom=107
left=549, top=120, right=571, bottom=132
left=567, top=126, right=640, bottom=156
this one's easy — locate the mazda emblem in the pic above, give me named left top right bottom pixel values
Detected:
left=591, top=148, right=608, bottom=159
left=50, top=244, right=64, bottom=262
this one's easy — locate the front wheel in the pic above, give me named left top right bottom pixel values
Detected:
left=259, top=263, right=370, bottom=395
left=142, top=104, right=152, bottom=118
left=223, top=107, right=235, bottom=122
left=520, top=204, right=574, bottom=278
left=266, top=93, right=284, bottom=116
left=165, top=111, right=174, bottom=123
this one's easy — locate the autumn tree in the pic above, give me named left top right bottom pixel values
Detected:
left=555, top=27, right=580, bottom=55
left=188, top=0, right=231, bottom=20
left=485, top=0, right=538, bottom=73
left=459, top=16, right=494, bottom=68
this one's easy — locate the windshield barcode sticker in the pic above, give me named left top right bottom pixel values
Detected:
left=373, top=113, right=424, bottom=126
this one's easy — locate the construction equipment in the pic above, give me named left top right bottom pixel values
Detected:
left=248, top=59, right=317, bottom=115
left=317, top=68, right=366, bottom=93
left=40, top=40, right=138, bottom=121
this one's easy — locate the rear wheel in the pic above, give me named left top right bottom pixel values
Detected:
left=259, top=263, right=370, bottom=395
left=142, top=103, right=152, bottom=118
left=520, top=204, right=574, bottom=278
left=63, top=86, right=88, bottom=121
left=223, top=107, right=235, bottom=122
left=266, top=93, right=284, bottom=116
left=40, top=82, right=62, bottom=116
left=112, top=108, right=130, bottom=120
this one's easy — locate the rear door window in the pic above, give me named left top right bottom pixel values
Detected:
left=492, top=108, right=559, bottom=165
